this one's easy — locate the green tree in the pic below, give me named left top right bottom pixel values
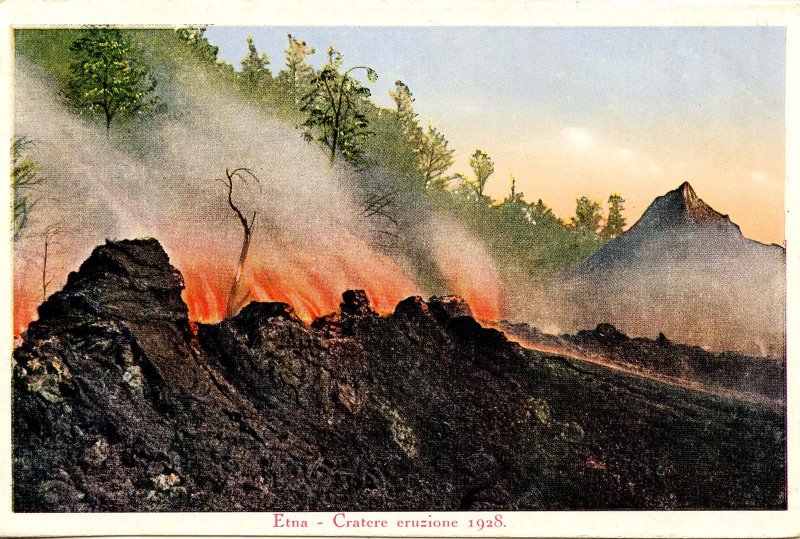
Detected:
left=301, top=47, right=378, bottom=166
left=468, top=149, right=494, bottom=196
left=239, top=36, right=272, bottom=95
left=531, top=199, right=559, bottom=222
left=175, top=27, right=220, bottom=65
left=277, top=33, right=315, bottom=107
left=176, top=27, right=235, bottom=79
left=11, top=136, right=41, bottom=241
left=417, top=124, right=455, bottom=190
left=361, top=107, right=424, bottom=191
left=571, top=196, right=603, bottom=234
left=388, top=80, right=421, bottom=144
left=601, top=193, right=626, bottom=237
left=507, top=173, right=528, bottom=203
left=64, top=29, right=159, bottom=135
left=389, top=80, right=415, bottom=118
left=497, top=173, right=531, bottom=223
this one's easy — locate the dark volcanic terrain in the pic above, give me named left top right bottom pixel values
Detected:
left=499, top=321, right=785, bottom=407
left=12, top=239, right=786, bottom=511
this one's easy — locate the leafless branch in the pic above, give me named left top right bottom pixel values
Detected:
left=40, top=222, right=69, bottom=301
left=217, top=168, right=261, bottom=318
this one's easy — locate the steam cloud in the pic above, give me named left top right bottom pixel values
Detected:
left=12, top=56, right=502, bottom=331
left=13, top=54, right=783, bottom=359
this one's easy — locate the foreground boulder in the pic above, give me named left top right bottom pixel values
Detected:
left=13, top=239, right=786, bottom=511
left=13, top=239, right=276, bottom=511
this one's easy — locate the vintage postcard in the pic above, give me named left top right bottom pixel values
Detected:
left=0, top=1, right=798, bottom=537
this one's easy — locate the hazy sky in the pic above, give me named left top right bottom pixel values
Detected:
left=205, top=26, right=785, bottom=244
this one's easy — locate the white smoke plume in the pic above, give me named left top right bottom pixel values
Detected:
left=12, top=54, right=503, bottom=331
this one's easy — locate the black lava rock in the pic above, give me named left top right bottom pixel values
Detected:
left=13, top=239, right=786, bottom=512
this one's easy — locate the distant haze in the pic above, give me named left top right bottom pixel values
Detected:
left=205, top=26, right=786, bottom=245
left=525, top=183, right=786, bottom=357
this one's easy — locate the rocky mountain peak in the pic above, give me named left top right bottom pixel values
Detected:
left=427, top=295, right=473, bottom=320
left=678, top=180, right=694, bottom=196
left=565, top=181, right=785, bottom=357
left=631, top=181, right=735, bottom=232
left=22, top=238, right=239, bottom=408
left=310, top=289, right=379, bottom=334
left=677, top=181, right=730, bottom=225
left=33, top=238, right=188, bottom=335
left=340, top=289, right=377, bottom=317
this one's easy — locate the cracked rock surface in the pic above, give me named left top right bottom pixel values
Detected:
left=13, top=239, right=786, bottom=511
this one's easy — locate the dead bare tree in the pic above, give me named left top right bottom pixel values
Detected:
left=360, top=187, right=401, bottom=250
left=216, top=168, right=260, bottom=317
left=39, top=223, right=67, bottom=302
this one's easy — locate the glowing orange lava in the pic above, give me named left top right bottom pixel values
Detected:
left=13, top=289, right=39, bottom=337
left=13, top=233, right=506, bottom=335
left=177, top=242, right=423, bottom=324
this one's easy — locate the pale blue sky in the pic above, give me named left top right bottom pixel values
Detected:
left=205, top=26, right=783, bottom=135
left=204, top=26, right=786, bottom=242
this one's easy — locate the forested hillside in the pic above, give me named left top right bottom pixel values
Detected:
left=13, top=28, right=619, bottom=327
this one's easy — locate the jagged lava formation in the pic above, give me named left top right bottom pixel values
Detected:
left=499, top=321, right=785, bottom=407
left=550, top=182, right=785, bottom=356
left=13, top=239, right=785, bottom=511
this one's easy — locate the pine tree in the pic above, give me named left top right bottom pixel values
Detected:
left=468, top=149, right=495, bottom=196
left=571, top=196, right=603, bottom=234
left=389, top=80, right=421, bottom=144
left=389, top=80, right=415, bottom=118
left=64, top=29, right=159, bottom=135
left=176, top=27, right=235, bottom=79
left=239, top=36, right=272, bottom=96
left=277, top=33, right=315, bottom=107
left=530, top=199, right=562, bottom=225
left=531, top=199, right=553, bottom=217
left=301, top=47, right=378, bottom=167
left=175, top=27, right=220, bottom=65
left=417, top=124, right=455, bottom=190
left=11, top=136, right=41, bottom=241
left=601, top=193, right=626, bottom=237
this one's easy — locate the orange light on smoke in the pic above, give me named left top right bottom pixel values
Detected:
left=13, top=231, right=505, bottom=335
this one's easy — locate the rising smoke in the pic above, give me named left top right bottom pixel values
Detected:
left=12, top=54, right=502, bottom=332
left=517, top=221, right=787, bottom=358
left=13, top=49, right=784, bottom=360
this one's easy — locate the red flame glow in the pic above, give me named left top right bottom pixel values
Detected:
left=426, top=220, right=504, bottom=321
left=174, top=232, right=423, bottom=323
left=13, top=288, right=39, bottom=337
left=13, top=231, right=505, bottom=335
